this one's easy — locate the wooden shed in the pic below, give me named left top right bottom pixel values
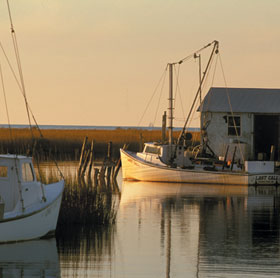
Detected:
left=200, top=87, right=280, bottom=161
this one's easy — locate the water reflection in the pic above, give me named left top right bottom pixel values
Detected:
left=0, top=238, right=59, bottom=277
left=31, top=163, right=280, bottom=278
left=57, top=225, right=115, bottom=278
left=117, top=181, right=280, bottom=278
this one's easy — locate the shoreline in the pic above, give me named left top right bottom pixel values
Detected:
left=0, top=124, right=200, bottom=132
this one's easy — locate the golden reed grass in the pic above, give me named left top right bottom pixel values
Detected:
left=0, top=128, right=200, bottom=160
left=37, top=168, right=119, bottom=226
left=58, top=177, right=119, bottom=226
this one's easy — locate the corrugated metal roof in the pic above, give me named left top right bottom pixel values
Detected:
left=200, top=87, right=280, bottom=113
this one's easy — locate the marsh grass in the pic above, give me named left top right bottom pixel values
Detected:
left=36, top=168, right=120, bottom=227
left=0, top=128, right=199, bottom=160
left=58, top=176, right=119, bottom=227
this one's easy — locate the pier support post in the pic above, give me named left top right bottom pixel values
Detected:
left=78, top=136, right=88, bottom=176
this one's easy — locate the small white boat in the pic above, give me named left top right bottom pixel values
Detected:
left=120, top=41, right=280, bottom=185
left=0, top=2, right=64, bottom=243
left=0, top=154, right=64, bottom=243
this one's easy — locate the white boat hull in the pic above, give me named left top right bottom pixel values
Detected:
left=0, top=180, right=64, bottom=243
left=120, top=149, right=280, bottom=185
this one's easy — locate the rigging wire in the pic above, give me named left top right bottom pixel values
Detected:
left=218, top=53, right=245, bottom=164
left=210, top=53, right=219, bottom=86
left=176, top=41, right=219, bottom=146
left=0, top=42, right=22, bottom=91
left=152, top=67, right=168, bottom=126
left=138, top=41, right=218, bottom=129
left=0, top=42, right=43, bottom=137
left=6, top=0, right=34, bottom=138
left=1, top=2, right=27, bottom=209
left=200, top=53, right=219, bottom=132
left=173, top=64, right=186, bottom=123
left=176, top=44, right=218, bottom=155
left=0, top=62, right=13, bottom=142
left=4, top=0, right=64, bottom=181
left=137, top=66, right=168, bottom=127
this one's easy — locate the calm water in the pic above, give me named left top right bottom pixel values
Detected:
left=3, top=163, right=280, bottom=277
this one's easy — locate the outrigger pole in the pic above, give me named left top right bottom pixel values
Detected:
left=177, top=40, right=219, bottom=145
left=167, top=40, right=219, bottom=165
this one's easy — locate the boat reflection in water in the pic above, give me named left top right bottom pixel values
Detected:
left=0, top=238, right=60, bottom=277
left=56, top=180, right=280, bottom=278
left=118, top=181, right=280, bottom=278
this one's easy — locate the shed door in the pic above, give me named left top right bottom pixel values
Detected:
left=254, top=115, right=279, bottom=160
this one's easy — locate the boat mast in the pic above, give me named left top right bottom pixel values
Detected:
left=194, top=53, right=202, bottom=144
left=168, top=63, right=174, bottom=146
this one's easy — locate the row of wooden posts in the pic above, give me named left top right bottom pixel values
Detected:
left=77, top=137, right=127, bottom=191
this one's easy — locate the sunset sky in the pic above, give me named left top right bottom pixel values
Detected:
left=0, top=0, right=279, bottom=128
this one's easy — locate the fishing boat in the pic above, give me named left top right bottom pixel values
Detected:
left=0, top=1, right=64, bottom=243
left=0, top=155, right=64, bottom=243
left=120, top=41, right=280, bottom=185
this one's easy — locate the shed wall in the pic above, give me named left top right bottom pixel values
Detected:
left=201, top=112, right=253, bottom=161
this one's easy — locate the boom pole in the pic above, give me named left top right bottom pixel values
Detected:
left=177, top=40, right=219, bottom=144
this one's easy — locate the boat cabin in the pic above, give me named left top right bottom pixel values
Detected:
left=0, top=155, right=42, bottom=216
left=200, top=87, right=280, bottom=162
left=138, top=142, right=191, bottom=167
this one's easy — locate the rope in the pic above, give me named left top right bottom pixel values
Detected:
left=218, top=53, right=245, bottom=164
left=153, top=67, right=168, bottom=125
left=6, top=0, right=34, bottom=138
left=0, top=42, right=22, bottom=90
left=137, top=66, right=168, bottom=126
left=199, top=53, right=218, bottom=137
left=177, top=41, right=219, bottom=142
left=173, top=64, right=186, bottom=123
left=0, top=62, right=13, bottom=142
left=0, top=41, right=44, bottom=138
left=174, top=44, right=218, bottom=158
left=4, top=0, right=64, bottom=183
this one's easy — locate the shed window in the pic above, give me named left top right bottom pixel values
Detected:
left=22, top=163, right=34, bottom=182
left=228, top=116, right=241, bottom=136
left=0, top=166, right=8, bottom=178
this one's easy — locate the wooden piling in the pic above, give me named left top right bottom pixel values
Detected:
left=83, top=140, right=121, bottom=192
left=99, top=165, right=106, bottom=189
left=87, top=140, right=94, bottom=179
left=93, top=168, right=99, bottom=187
left=81, top=149, right=90, bottom=177
left=113, top=143, right=128, bottom=180
left=106, top=166, right=112, bottom=188
left=107, top=141, right=112, bottom=159
left=105, top=141, right=113, bottom=187
left=78, top=136, right=88, bottom=176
